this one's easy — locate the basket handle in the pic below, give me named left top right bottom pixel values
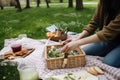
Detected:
left=62, top=53, right=68, bottom=68
left=75, top=47, right=83, bottom=54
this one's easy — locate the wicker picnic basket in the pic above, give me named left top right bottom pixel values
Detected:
left=44, top=44, right=86, bottom=70
left=46, top=33, right=67, bottom=42
left=50, top=34, right=67, bottom=42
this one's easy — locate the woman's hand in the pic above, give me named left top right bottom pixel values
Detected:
left=63, top=38, right=72, bottom=45
left=63, top=30, right=89, bottom=45
left=61, top=40, right=79, bottom=53
left=61, top=34, right=101, bottom=53
left=63, top=38, right=78, bottom=45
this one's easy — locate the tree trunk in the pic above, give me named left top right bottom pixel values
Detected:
left=37, top=0, right=40, bottom=7
left=0, top=6, right=3, bottom=10
left=47, top=0, right=51, bottom=3
left=15, top=0, right=22, bottom=12
left=76, top=0, right=83, bottom=10
left=10, top=0, right=16, bottom=6
left=25, top=0, right=31, bottom=9
left=68, top=0, right=73, bottom=8
left=0, top=0, right=3, bottom=10
left=45, top=0, right=49, bottom=8
left=60, top=0, right=63, bottom=3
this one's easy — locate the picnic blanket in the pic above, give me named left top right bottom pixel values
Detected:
left=0, top=35, right=120, bottom=80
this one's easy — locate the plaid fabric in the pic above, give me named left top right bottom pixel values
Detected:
left=86, top=56, right=120, bottom=80
left=0, top=36, right=120, bottom=80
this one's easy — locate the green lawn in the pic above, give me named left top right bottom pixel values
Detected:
left=43, top=0, right=98, bottom=3
left=0, top=3, right=97, bottom=79
left=0, top=65, right=19, bottom=80
left=0, top=4, right=97, bottom=49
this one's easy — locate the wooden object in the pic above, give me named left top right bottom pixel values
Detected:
left=48, top=34, right=67, bottom=42
left=44, top=44, right=86, bottom=69
left=4, top=48, right=35, bottom=60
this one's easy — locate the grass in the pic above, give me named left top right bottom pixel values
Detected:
left=0, top=4, right=97, bottom=49
left=39, top=0, right=98, bottom=3
left=0, top=65, right=19, bottom=80
left=0, top=3, right=97, bottom=80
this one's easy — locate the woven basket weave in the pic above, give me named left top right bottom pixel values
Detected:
left=44, top=44, right=86, bottom=70
left=47, top=34, right=67, bottom=42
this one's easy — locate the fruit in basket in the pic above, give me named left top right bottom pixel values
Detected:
left=46, top=28, right=68, bottom=41
left=46, top=32, right=55, bottom=38
left=46, top=27, right=67, bottom=37
left=48, top=46, right=64, bottom=58
left=48, top=46, right=79, bottom=58
left=55, top=29, right=62, bottom=37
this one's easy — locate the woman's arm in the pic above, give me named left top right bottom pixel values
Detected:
left=76, top=30, right=90, bottom=39
left=96, top=14, right=120, bottom=41
left=61, top=34, right=100, bottom=53
left=77, top=34, right=100, bottom=45
left=63, top=30, right=89, bottom=45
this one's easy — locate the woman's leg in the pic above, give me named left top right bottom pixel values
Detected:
left=81, top=41, right=112, bottom=57
left=103, top=44, right=120, bottom=68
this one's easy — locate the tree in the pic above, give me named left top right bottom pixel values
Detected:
left=47, top=0, right=51, bottom=3
left=45, top=0, right=49, bottom=8
left=10, top=0, right=16, bottom=6
left=0, top=5, right=3, bottom=10
left=68, top=0, right=73, bottom=8
left=36, top=0, right=41, bottom=7
left=15, top=0, right=22, bottom=12
left=0, top=0, right=3, bottom=10
left=76, top=0, right=83, bottom=10
left=60, top=0, right=63, bottom=3
left=36, top=0, right=49, bottom=8
left=25, top=0, right=31, bottom=9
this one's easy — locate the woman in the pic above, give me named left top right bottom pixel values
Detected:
left=61, top=0, right=120, bottom=68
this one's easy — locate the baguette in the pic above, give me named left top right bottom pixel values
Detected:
left=86, top=67, right=98, bottom=75
left=94, top=66, right=104, bottom=74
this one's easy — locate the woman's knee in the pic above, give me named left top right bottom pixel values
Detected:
left=103, top=45, right=120, bottom=68
left=103, top=58, right=120, bottom=68
left=82, top=41, right=109, bottom=56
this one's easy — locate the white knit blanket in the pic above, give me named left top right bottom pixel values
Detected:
left=0, top=36, right=120, bottom=80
